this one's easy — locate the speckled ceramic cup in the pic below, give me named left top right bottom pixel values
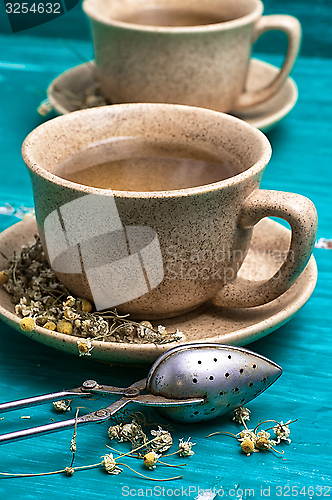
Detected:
left=22, top=104, right=317, bottom=319
left=83, top=0, right=301, bottom=112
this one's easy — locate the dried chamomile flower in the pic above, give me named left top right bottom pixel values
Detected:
left=53, top=400, right=72, bottom=412
left=143, top=451, right=160, bottom=470
left=237, top=429, right=257, bottom=456
left=102, top=453, right=123, bottom=475
left=16, top=298, right=42, bottom=317
left=108, top=424, right=123, bottom=440
left=64, top=466, right=75, bottom=476
left=118, top=421, right=143, bottom=442
left=57, top=320, right=73, bottom=335
left=241, top=438, right=255, bottom=456
left=255, top=430, right=271, bottom=451
left=0, top=271, right=8, bottom=287
left=63, top=296, right=76, bottom=308
left=64, top=308, right=79, bottom=321
left=174, top=329, right=185, bottom=341
left=271, top=420, right=292, bottom=444
left=4, top=237, right=188, bottom=346
left=137, top=321, right=154, bottom=339
left=77, top=338, right=94, bottom=357
left=116, top=323, right=135, bottom=337
left=233, top=406, right=251, bottom=424
left=239, top=429, right=257, bottom=443
left=257, top=430, right=270, bottom=440
left=81, top=319, right=91, bottom=332
left=82, top=315, right=109, bottom=338
left=178, top=437, right=196, bottom=457
left=80, top=298, right=92, bottom=313
left=37, top=99, right=53, bottom=116
left=136, top=322, right=182, bottom=343
left=20, top=317, right=35, bottom=332
left=70, top=436, right=77, bottom=453
left=208, top=412, right=296, bottom=458
left=150, top=426, right=173, bottom=453
left=44, top=321, right=56, bottom=331
left=157, top=325, right=167, bottom=337
left=63, top=298, right=79, bottom=321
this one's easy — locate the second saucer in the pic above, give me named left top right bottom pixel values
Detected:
left=46, top=58, right=298, bottom=131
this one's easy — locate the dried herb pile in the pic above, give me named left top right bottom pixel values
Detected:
left=0, top=235, right=184, bottom=347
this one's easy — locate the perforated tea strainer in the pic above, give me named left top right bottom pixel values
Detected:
left=146, top=343, right=282, bottom=423
left=0, top=343, right=281, bottom=444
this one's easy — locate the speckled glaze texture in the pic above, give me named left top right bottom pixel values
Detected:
left=47, top=59, right=298, bottom=131
left=0, top=216, right=318, bottom=364
left=22, top=104, right=317, bottom=319
left=82, top=0, right=301, bottom=112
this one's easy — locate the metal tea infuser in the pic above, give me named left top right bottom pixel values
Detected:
left=0, top=343, right=282, bottom=444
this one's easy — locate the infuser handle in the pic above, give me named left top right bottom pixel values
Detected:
left=0, top=390, right=86, bottom=414
left=0, top=398, right=129, bottom=445
left=0, top=416, right=81, bottom=445
left=0, top=392, right=205, bottom=444
left=217, top=190, right=317, bottom=308
left=0, top=379, right=146, bottom=414
left=235, top=15, right=301, bottom=109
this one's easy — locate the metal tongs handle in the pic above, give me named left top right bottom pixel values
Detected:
left=0, top=393, right=204, bottom=444
left=0, top=379, right=146, bottom=414
left=0, top=378, right=204, bottom=444
left=0, top=390, right=85, bottom=414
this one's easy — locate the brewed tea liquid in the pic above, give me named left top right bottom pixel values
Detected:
left=53, top=138, right=242, bottom=192
left=116, top=8, right=231, bottom=27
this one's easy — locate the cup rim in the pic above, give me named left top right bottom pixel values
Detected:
left=82, top=0, right=263, bottom=33
left=22, top=103, right=272, bottom=199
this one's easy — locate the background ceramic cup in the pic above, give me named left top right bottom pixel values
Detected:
left=82, top=0, right=301, bottom=113
left=22, top=104, right=317, bottom=319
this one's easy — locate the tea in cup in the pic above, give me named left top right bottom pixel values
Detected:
left=83, top=0, right=301, bottom=112
left=22, top=104, right=317, bottom=319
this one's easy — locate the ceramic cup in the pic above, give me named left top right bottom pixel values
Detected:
left=82, top=0, right=301, bottom=113
left=22, top=104, right=317, bottom=319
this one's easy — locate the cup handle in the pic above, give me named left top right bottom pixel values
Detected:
left=217, top=190, right=317, bottom=308
left=235, top=15, right=301, bottom=109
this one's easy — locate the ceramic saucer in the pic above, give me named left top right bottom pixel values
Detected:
left=0, top=217, right=316, bottom=365
left=47, top=59, right=298, bottom=132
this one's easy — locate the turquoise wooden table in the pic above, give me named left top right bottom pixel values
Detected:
left=0, top=3, right=331, bottom=498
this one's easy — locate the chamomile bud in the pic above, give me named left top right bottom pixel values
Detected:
left=143, top=451, right=159, bottom=470
left=77, top=338, right=94, bottom=356
left=64, top=466, right=75, bottom=476
left=178, top=437, right=196, bottom=457
left=53, top=400, right=71, bottom=412
left=255, top=437, right=270, bottom=450
left=102, top=454, right=122, bottom=474
left=233, top=406, right=251, bottom=424
left=20, top=317, right=35, bottom=332
left=0, top=271, right=8, bottom=287
left=241, top=438, right=255, bottom=456
left=44, top=321, right=56, bottom=331
left=57, top=320, right=73, bottom=335
left=80, top=299, right=92, bottom=313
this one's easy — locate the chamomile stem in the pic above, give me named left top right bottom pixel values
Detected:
left=206, top=431, right=238, bottom=439
left=264, top=419, right=298, bottom=431
left=157, top=460, right=186, bottom=468
left=162, top=450, right=180, bottom=457
left=0, top=462, right=102, bottom=478
left=120, top=463, right=183, bottom=481
left=106, top=435, right=160, bottom=459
